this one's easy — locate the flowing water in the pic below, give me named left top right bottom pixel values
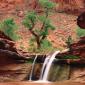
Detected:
left=30, top=51, right=60, bottom=83
left=41, top=51, right=60, bottom=81
left=40, top=56, right=50, bottom=80
left=29, top=55, right=38, bottom=81
left=29, top=51, right=60, bottom=83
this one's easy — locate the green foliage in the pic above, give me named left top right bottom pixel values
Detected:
left=23, top=12, right=37, bottom=29
left=28, top=36, right=37, bottom=52
left=39, top=39, right=55, bottom=53
left=23, top=0, right=56, bottom=50
left=25, top=59, right=34, bottom=64
left=23, top=12, right=55, bottom=35
left=77, top=27, right=85, bottom=37
left=38, top=15, right=46, bottom=22
left=20, top=44, right=25, bottom=50
left=63, top=55, right=80, bottom=59
left=66, top=36, right=73, bottom=47
left=0, top=18, right=20, bottom=41
left=41, top=39, right=52, bottom=48
left=38, top=16, right=55, bottom=36
left=39, top=0, right=55, bottom=9
left=28, top=38, right=56, bottom=53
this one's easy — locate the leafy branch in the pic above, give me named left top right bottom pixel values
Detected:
left=23, top=0, right=56, bottom=49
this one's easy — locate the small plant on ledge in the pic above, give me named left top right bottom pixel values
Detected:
left=66, top=36, right=73, bottom=53
left=23, top=0, right=56, bottom=52
left=63, top=55, right=80, bottom=59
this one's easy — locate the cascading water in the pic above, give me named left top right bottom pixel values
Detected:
left=29, top=55, right=38, bottom=81
left=29, top=51, right=60, bottom=83
left=39, top=55, right=50, bottom=80
left=40, top=51, right=60, bottom=81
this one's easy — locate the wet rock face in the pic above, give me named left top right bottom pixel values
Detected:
left=31, top=64, right=42, bottom=80
left=48, top=63, right=70, bottom=82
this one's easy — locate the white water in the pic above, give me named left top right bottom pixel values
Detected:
left=29, top=51, right=60, bottom=83
left=29, top=55, right=38, bottom=81
left=40, top=55, right=50, bottom=80
left=41, top=51, right=60, bottom=81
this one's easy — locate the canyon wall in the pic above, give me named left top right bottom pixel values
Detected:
left=0, top=0, right=85, bottom=13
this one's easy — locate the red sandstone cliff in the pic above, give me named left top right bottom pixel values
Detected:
left=0, top=0, right=85, bottom=14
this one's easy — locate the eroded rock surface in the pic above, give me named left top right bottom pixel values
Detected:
left=70, top=37, right=85, bottom=59
left=0, top=31, right=32, bottom=82
left=0, top=64, right=31, bottom=82
left=70, top=64, right=85, bottom=83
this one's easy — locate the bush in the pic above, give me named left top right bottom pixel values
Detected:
left=28, top=37, right=57, bottom=53
left=0, top=18, right=20, bottom=41
left=77, top=27, right=85, bottom=37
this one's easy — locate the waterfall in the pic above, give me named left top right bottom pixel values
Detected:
left=29, top=51, right=60, bottom=83
left=40, top=51, right=60, bottom=81
left=29, top=55, right=38, bottom=81
left=40, top=55, right=50, bottom=80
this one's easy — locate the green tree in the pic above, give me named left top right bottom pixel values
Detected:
left=23, top=0, right=56, bottom=48
left=0, top=18, right=20, bottom=41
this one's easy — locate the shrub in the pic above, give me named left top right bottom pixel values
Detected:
left=0, top=18, right=20, bottom=41
left=77, top=27, right=85, bottom=37
left=28, top=37, right=56, bottom=53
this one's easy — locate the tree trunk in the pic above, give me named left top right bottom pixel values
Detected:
left=36, top=37, right=41, bottom=49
